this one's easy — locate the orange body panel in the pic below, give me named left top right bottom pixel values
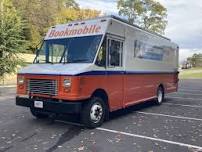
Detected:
left=124, top=74, right=178, bottom=107
left=79, top=75, right=124, bottom=111
left=17, top=72, right=178, bottom=112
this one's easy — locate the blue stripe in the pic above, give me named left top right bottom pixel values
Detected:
left=78, top=71, right=178, bottom=76
left=76, top=71, right=125, bottom=76
left=125, top=71, right=178, bottom=75
left=20, top=71, right=178, bottom=76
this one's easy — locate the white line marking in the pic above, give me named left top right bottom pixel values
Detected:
left=175, top=92, right=202, bottom=96
left=0, top=85, right=16, bottom=88
left=166, top=96, right=202, bottom=101
left=164, top=102, right=202, bottom=108
left=178, top=89, right=202, bottom=93
left=97, top=127, right=202, bottom=150
left=137, top=111, right=202, bottom=121
left=179, top=88, right=202, bottom=93
left=0, top=96, right=15, bottom=100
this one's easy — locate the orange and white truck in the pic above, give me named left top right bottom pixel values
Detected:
left=16, top=16, right=179, bottom=128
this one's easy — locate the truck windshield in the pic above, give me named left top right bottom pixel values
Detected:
left=34, top=35, right=102, bottom=64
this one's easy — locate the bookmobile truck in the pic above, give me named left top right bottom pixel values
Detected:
left=16, top=16, right=179, bottom=128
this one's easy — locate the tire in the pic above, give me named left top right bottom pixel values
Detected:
left=155, top=86, right=164, bottom=105
left=30, top=107, right=48, bottom=119
left=81, top=97, right=106, bottom=128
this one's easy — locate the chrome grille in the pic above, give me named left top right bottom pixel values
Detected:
left=27, top=79, right=58, bottom=96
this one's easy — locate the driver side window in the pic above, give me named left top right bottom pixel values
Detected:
left=108, top=39, right=123, bottom=67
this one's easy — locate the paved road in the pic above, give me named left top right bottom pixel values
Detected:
left=0, top=80, right=202, bottom=152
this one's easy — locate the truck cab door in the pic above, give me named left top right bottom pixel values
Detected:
left=106, top=35, right=124, bottom=110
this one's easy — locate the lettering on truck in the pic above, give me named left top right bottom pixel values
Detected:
left=48, top=25, right=102, bottom=38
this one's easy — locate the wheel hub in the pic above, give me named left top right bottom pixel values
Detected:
left=158, top=89, right=163, bottom=103
left=90, top=103, right=103, bottom=123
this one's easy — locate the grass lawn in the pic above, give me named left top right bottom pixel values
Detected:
left=18, top=53, right=35, bottom=64
left=0, top=74, right=17, bottom=85
left=179, top=67, right=202, bottom=79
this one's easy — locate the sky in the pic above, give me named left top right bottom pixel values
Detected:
left=76, top=0, right=202, bottom=62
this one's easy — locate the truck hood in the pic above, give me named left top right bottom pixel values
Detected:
left=18, top=63, right=93, bottom=76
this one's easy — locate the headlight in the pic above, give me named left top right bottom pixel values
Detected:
left=63, top=79, right=71, bottom=87
left=18, top=77, right=24, bottom=85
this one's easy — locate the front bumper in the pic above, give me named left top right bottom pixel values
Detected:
left=16, top=97, right=82, bottom=114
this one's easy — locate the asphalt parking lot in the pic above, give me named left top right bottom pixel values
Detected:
left=0, top=79, right=202, bottom=152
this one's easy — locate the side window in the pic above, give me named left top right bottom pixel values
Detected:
left=108, top=39, right=123, bottom=67
left=96, top=38, right=106, bottom=67
left=134, top=40, right=164, bottom=61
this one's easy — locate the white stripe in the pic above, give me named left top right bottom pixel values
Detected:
left=0, top=85, right=16, bottom=88
left=179, top=88, right=202, bottom=93
left=137, top=111, right=202, bottom=121
left=0, top=96, right=15, bottom=100
left=97, top=127, right=202, bottom=150
left=174, top=92, right=202, bottom=96
left=179, top=90, right=202, bottom=94
left=167, top=96, right=202, bottom=101
left=164, top=102, right=202, bottom=108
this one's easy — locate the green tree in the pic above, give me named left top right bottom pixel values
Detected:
left=64, top=0, right=79, bottom=9
left=189, top=53, right=202, bottom=67
left=0, top=0, right=25, bottom=78
left=13, top=0, right=58, bottom=51
left=55, top=8, right=101, bottom=24
left=117, top=0, right=167, bottom=34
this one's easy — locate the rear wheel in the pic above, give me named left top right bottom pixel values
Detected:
left=81, top=97, right=106, bottom=128
left=30, top=107, right=48, bottom=119
left=155, top=86, right=164, bottom=105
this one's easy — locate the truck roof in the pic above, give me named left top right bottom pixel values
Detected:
left=110, top=15, right=171, bottom=41
left=63, top=15, right=171, bottom=42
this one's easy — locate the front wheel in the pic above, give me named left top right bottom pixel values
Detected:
left=81, top=97, right=106, bottom=128
left=155, top=86, right=165, bottom=105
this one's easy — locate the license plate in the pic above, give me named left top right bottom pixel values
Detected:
left=34, top=101, right=43, bottom=108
